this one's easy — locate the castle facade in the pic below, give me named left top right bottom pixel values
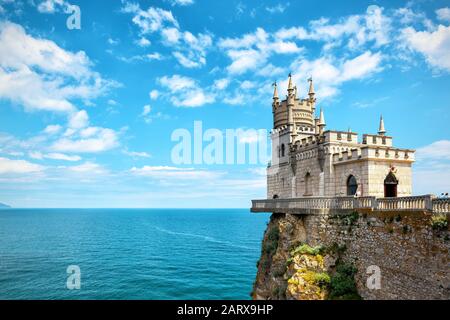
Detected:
left=267, top=74, right=415, bottom=199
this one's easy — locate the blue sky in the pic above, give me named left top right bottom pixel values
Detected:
left=0, top=0, right=449, bottom=208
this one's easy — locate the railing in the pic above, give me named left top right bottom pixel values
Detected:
left=433, top=198, right=450, bottom=213
left=251, top=195, right=450, bottom=213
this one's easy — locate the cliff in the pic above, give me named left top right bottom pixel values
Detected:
left=252, top=210, right=449, bottom=300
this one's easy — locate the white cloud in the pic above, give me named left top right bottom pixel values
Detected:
left=0, top=157, right=44, bottom=174
left=219, top=27, right=302, bottom=75
left=30, top=151, right=81, bottom=162
left=436, top=7, right=450, bottom=22
left=0, top=21, right=117, bottom=114
left=172, top=90, right=215, bottom=107
left=414, top=140, right=450, bottom=195
left=37, top=0, right=70, bottom=14
left=213, top=78, right=230, bottom=90
left=67, top=162, right=107, bottom=175
left=43, top=124, right=62, bottom=135
left=416, top=140, right=450, bottom=160
left=122, top=2, right=211, bottom=68
left=142, top=105, right=151, bottom=116
left=123, top=150, right=151, bottom=158
left=121, top=3, right=179, bottom=33
left=285, top=51, right=383, bottom=99
left=131, top=166, right=222, bottom=180
left=142, top=105, right=152, bottom=122
left=400, top=25, right=450, bottom=72
left=149, top=89, right=159, bottom=100
left=68, top=110, right=89, bottom=129
left=161, top=27, right=181, bottom=44
left=273, top=5, right=390, bottom=49
left=158, top=74, right=196, bottom=91
left=46, top=153, right=81, bottom=161
left=51, top=128, right=119, bottom=153
left=266, top=3, right=289, bottom=14
left=167, top=0, right=194, bottom=6
left=136, top=37, right=151, bottom=47
left=158, top=75, right=214, bottom=107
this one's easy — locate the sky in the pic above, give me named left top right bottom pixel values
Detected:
left=0, top=0, right=449, bottom=208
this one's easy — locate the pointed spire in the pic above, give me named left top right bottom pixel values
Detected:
left=294, top=85, right=297, bottom=98
left=319, top=108, right=326, bottom=126
left=287, top=72, right=294, bottom=92
left=318, top=108, right=326, bottom=135
left=272, top=81, right=279, bottom=100
left=308, top=77, right=315, bottom=96
left=378, top=115, right=386, bottom=136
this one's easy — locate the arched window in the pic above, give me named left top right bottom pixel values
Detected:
left=384, top=171, right=398, bottom=197
left=304, top=172, right=311, bottom=196
left=281, top=144, right=285, bottom=157
left=347, top=175, right=358, bottom=196
left=272, top=194, right=279, bottom=199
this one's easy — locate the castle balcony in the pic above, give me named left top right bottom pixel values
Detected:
left=251, top=195, right=450, bottom=214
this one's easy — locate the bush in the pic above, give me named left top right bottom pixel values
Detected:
left=431, top=214, right=448, bottom=231
left=314, top=272, right=331, bottom=288
left=291, top=243, right=325, bottom=256
left=328, top=262, right=361, bottom=300
left=263, top=225, right=280, bottom=255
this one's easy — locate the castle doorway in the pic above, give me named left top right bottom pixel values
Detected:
left=384, top=171, right=398, bottom=197
left=347, top=175, right=358, bottom=196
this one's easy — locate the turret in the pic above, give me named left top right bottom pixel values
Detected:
left=272, top=81, right=279, bottom=106
left=378, top=115, right=386, bottom=136
left=318, top=108, right=326, bottom=135
left=308, top=77, right=315, bottom=100
left=286, top=73, right=296, bottom=140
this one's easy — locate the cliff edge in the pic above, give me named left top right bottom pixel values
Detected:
left=252, top=210, right=449, bottom=300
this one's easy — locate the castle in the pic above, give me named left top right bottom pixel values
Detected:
left=267, top=73, right=415, bottom=200
left=251, top=74, right=449, bottom=300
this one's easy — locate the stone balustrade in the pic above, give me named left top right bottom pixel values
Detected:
left=251, top=195, right=450, bottom=214
left=433, top=198, right=450, bottom=213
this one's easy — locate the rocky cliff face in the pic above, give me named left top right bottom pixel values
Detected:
left=252, top=211, right=449, bottom=300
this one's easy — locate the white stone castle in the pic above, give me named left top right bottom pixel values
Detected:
left=267, top=73, right=415, bottom=200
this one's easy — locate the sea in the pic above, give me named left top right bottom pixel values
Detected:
left=0, top=209, right=270, bottom=300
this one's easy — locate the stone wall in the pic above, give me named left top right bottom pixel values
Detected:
left=252, top=210, right=449, bottom=300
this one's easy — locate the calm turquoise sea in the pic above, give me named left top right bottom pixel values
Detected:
left=0, top=209, right=270, bottom=300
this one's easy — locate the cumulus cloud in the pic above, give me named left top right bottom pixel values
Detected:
left=414, top=140, right=450, bottom=195
left=400, top=25, right=450, bottom=72
left=0, top=157, right=44, bottom=174
left=436, top=7, right=450, bottom=22
left=167, top=0, right=194, bottom=6
left=0, top=21, right=117, bottom=114
left=51, top=127, right=119, bottom=153
left=36, top=0, right=70, bottom=14
left=123, top=150, right=151, bottom=158
left=266, top=3, right=289, bottom=14
left=131, top=166, right=223, bottom=180
left=416, top=140, right=450, bottom=160
left=157, top=74, right=215, bottom=107
left=281, top=51, right=383, bottom=99
left=29, top=151, right=81, bottom=162
left=122, top=1, right=212, bottom=68
left=43, top=124, right=63, bottom=135
left=219, top=27, right=302, bottom=75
